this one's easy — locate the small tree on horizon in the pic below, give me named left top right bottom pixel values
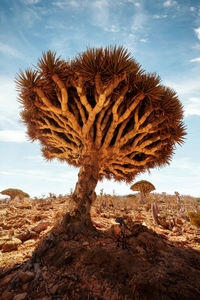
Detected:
left=130, top=180, right=156, bottom=203
left=16, top=46, right=186, bottom=232
left=1, top=188, right=30, bottom=200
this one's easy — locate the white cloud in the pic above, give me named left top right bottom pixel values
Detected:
left=184, top=97, right=200, bottom=117
left=105, top=24, right=119, bottom=33
left=0, top=43, right=22, bottom=58
left=164, top=77, right=200, bottom=97
left=53, top=0, right=80, bottom=9
left=0, top=76, right=21, bottom=129
left=140, top=38, right=148, bottom=43
left=127, top=0, right=141, bottom=7
left=194, top=27, right=200, bottom=40
left=90, top=0, right=109, bottom=29
left=131, top=12, right=147, bottom=31
left=23, top=0, right=41, bottom=4
left=190, top=6, right=196, bottom=12
left=153, top=14, right=168, bottom=19
left=163, top=0, right=177, bottom=7
left=164, top=76, right=200, bottom=117
left=189, top=57, right=200, bottom=63
left=0, top=130, right=27, bottom=142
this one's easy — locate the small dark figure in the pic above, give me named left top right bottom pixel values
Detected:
left=115, top=217, right=128, bottom=249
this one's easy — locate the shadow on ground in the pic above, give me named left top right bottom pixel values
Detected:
left=0, top=223, right=200, bottom=300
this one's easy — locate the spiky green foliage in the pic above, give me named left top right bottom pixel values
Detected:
left=1, top=189, right=30, bottom=200
left=16, top=46, right=186, bottom=182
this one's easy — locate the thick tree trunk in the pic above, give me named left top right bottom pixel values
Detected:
left=140, top=191, right=145, bottom=204
left=60, top=166, right=98, bottom=233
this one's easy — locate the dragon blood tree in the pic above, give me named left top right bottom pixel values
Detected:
left=16, top=46, right=186, bottom=232
left=130, top=180, right=155, bottom=203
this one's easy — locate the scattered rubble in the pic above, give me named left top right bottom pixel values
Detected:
left=0, top=193, right=199, bottom=299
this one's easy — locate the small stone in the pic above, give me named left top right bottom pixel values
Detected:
left=82, top=241, right=89, bottom=246
left=19, top=271, right=35, bottom=283
left=16, top=230, right=39, bottom=242
left=32, top=221, right=53, bottom=233
left=13, top=293, right=28, bottom=300
left=2, top=238, right=21, bottom=252
left=22, top=282, right=29, bottom=292
left=73, top=233, right=82, bottom=241
left=50, top=283, right=59, bottom=294
left=172, top=226, right=181, bottom=233
left=1, top=290, right=13, bottom=300
left=12, top=237, right=22, bottom=244
left=0, top=230, right=6, bottom=237
left=176, top=218, right=183, bottom=226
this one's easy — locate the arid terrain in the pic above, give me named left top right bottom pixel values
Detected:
left=0, top=192, right=200, bottom=299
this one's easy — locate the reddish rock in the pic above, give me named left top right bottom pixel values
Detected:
left=19, top=271, right=35, bottom=283
left=172, top=226, right=181, bottom=233
left=1, top=290, right=13, bottom=300
left=2, top=238, right=21, bottom=252
left=13, top=292, right=28, bottom=300
left=16, top=230, right=39, bottom=242
left=32, top=221, right=53, bottom=233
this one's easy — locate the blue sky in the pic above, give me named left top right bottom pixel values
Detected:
left=0, top=0, right=200, bottom=198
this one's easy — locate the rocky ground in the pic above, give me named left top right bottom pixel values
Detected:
left=0, top=194, right=200, bottom=299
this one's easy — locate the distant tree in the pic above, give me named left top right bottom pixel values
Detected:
left=16, top=46, right=186, bottom=232
left=188, top=212, right=200, bottom=228
left=130, top=180, right=155, bottom=203
left=174, top=191, right=181, bottom=210
left=1, top=188, right=30, bottom=200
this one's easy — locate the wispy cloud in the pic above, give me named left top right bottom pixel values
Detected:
left=0, top=130, right=27, bottom=143
left=184, top=97, right=200, bottom=117
left=194, top=27, right=200, bottom=40
left=164, top=76, right=200, bottom=117
left=127, top=0, right=141, bottom=7
left=140, top=38, right=148, bottom=43
left=0, top=76, right=21, bottom=128
left=90, top=0, right=110, bottom=30
left=190, top=57, right=200, bottom=63
left=190, top=6, right=196, bottom=12
left=153, top=14, right=168, bottom=19
left=53, top=0, right=80, bottom=9
left=23, top=0, right=41, bottom=4
left=165, top=77, right=200, bottom=97
left=131, top=11, right=147, bottom=32
left=163, top=0, right=177, bottom=7
left=0, top=42, right=22, bottom=58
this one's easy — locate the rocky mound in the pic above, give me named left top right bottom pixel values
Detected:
left=1, top=221, right=200, bottom=300
left=0, top=195, right=200, bottom=299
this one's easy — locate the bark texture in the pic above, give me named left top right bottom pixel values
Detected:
left=73, top=166, right=98, bottom=218
left=59, top=166, right=98, bottom=233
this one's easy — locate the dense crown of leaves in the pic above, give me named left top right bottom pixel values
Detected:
left=16, top=46, right=186, bottom=182
left=130, top=180, right=155, bottom=194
